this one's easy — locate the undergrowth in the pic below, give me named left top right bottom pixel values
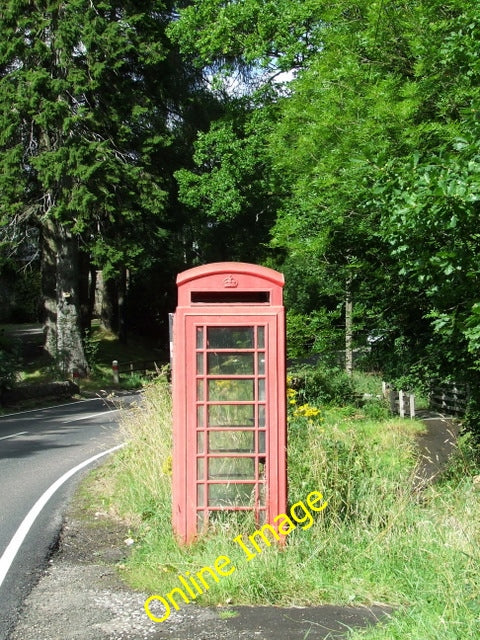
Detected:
left=92, top=374, right=480, bottom=639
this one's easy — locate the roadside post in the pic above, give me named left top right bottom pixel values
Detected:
left=171, top=262, right=287, bottom=544
left=112, top=360, right=119, bottom=384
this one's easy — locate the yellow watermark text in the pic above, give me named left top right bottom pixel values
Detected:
left=144, top=490, right=328, bottom=623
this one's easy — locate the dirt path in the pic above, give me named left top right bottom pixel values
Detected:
left=413, top=410, right=460, bottom=488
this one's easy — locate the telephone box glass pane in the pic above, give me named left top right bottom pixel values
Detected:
left=259, top=484, right=266, bottom=507
left=196, top=353, right=204, bottom=374
left=257, top=326, right=265, bottom=349
left=208, top=404, right=254, bottom=426
left=197, top=406, right=205, bottom=428
left=208, top=430, right=254, bottom=452
left=259, top=431, right=266, bottom=453
left=208, top=379, right=254, bottom=401
left=197, top=379, right=204, bottom=401
left=197, top=485, right=205, bottom=508
left=258, top=378, right=265, bottom=401
left=257, top=353, right=265, bottom=375
left=208, top=457, right=255, bottom=479
left=258, top=405, right=265, bottom=427
left=197, top=432, right=205, bottom=454
left=208, top=483, right=255, bottom=507
left=208, top=353, right=254, bottom=375
left=196, top=327, right=204, bottom=349
left=197, top=458, right=205, bottom=480
left=207, top=327, right=254, bottom=349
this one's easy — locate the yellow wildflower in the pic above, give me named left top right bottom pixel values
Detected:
left=293, top=403, right=321, bottom=418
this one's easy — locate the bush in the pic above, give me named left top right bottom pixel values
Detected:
left=463, top=382, right=480, bottom=444
left=362, top=397, right=390, bottom=420
left=289, top=365, right=355, bottom=406
left=0, top=332, right=20, bottom=394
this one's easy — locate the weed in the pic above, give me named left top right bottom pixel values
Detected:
left=217, top=609, right=238, bottom=620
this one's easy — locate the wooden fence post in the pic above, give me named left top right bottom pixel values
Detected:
left=389, top=388, right=396, bottom=414
left=112, top=360, right=119, bottom=384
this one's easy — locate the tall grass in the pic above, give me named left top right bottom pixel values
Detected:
left=94, top=375, right=480, bottom=637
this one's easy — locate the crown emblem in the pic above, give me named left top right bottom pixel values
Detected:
left=223, top=275, right=239, bottom=288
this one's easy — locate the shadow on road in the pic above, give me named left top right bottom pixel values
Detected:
left=0, top=433, right=80, bottom=460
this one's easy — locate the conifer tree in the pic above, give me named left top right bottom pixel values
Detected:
left=0, top=1, right=186, bottom=375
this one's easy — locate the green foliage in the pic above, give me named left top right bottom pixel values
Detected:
left=177, top=111, right=268, bottom=221
left=0, top=1, right=178, bottom=273
left=0, top=263, right=41, bottom=323
left=441, top=432, right=480, bottom=481
left=1, top=0, right=477, bottom=414
left=463, top=384, right=480, bottom=444
left=171, top=0, right=480, bottom=426
left=0, top=351, right=18, bottom=393
left=362, top=397, right=390, bottom=421
left=286, top=310, right=342, bottom=360
left=82, top=329, right=100, bottom=373
left=289, top=366, right=355, bottom=406
left=0, top=0, right=230, bottom=366
left=95, top=379, right=426, bottom=601
left=174, top=96, right=280, bottom=264
left=0, top=332, right=20, bottom=392
left=169, top=0, right=324, bottom=73
left=120, top=372, right=151, bottom=390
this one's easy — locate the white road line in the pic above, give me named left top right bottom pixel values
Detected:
left=0, top=432, right=28, bottom=442
left=0, top=442, right=126, bottom=589
left=0, top=397, right=118, bottom=420
left=63, top=409, right=119, bottom=423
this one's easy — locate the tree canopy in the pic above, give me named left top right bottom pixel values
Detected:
left=171, top=0, right=480, bottom=416
left=2, top=0, right=480, bottom=434
left=0, top=1, right=210, bottom=372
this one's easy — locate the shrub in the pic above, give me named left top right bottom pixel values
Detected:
left=464, top=389, right=480, bottom=444
left=289, top=365, right=355, bottom=406
left=0, top=332, right=20, bottom=394
left=362, top=397, right=390, bottom=420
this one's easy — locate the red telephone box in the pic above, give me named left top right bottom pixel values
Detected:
left=172, top=262, right=286, bottom=544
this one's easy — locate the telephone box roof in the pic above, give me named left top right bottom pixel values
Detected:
left=176, top=262, right=285, bottom=288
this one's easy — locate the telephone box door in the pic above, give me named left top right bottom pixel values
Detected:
left=189, top=316, right=284, bottom=533
left=172, top=263, right=286, bottom=544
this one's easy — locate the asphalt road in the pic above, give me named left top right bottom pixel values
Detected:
left=0, top=396, right=130, bottom=640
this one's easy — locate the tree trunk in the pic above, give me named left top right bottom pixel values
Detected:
left=345, top=275, right=353, bottom=377
left=41, top=220, right=88, bottom=377
left=98, top=270, right=128, bottom=343
left=117, top=267, right=128, bottom=345
left=99, top=274, right=118, bottom=333
left=41, top=218, right=58, bottom=358
left=79, top=249, right=95, bottom=334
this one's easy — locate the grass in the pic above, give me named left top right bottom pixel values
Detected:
left=84, top=373, right=480, bottom=637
